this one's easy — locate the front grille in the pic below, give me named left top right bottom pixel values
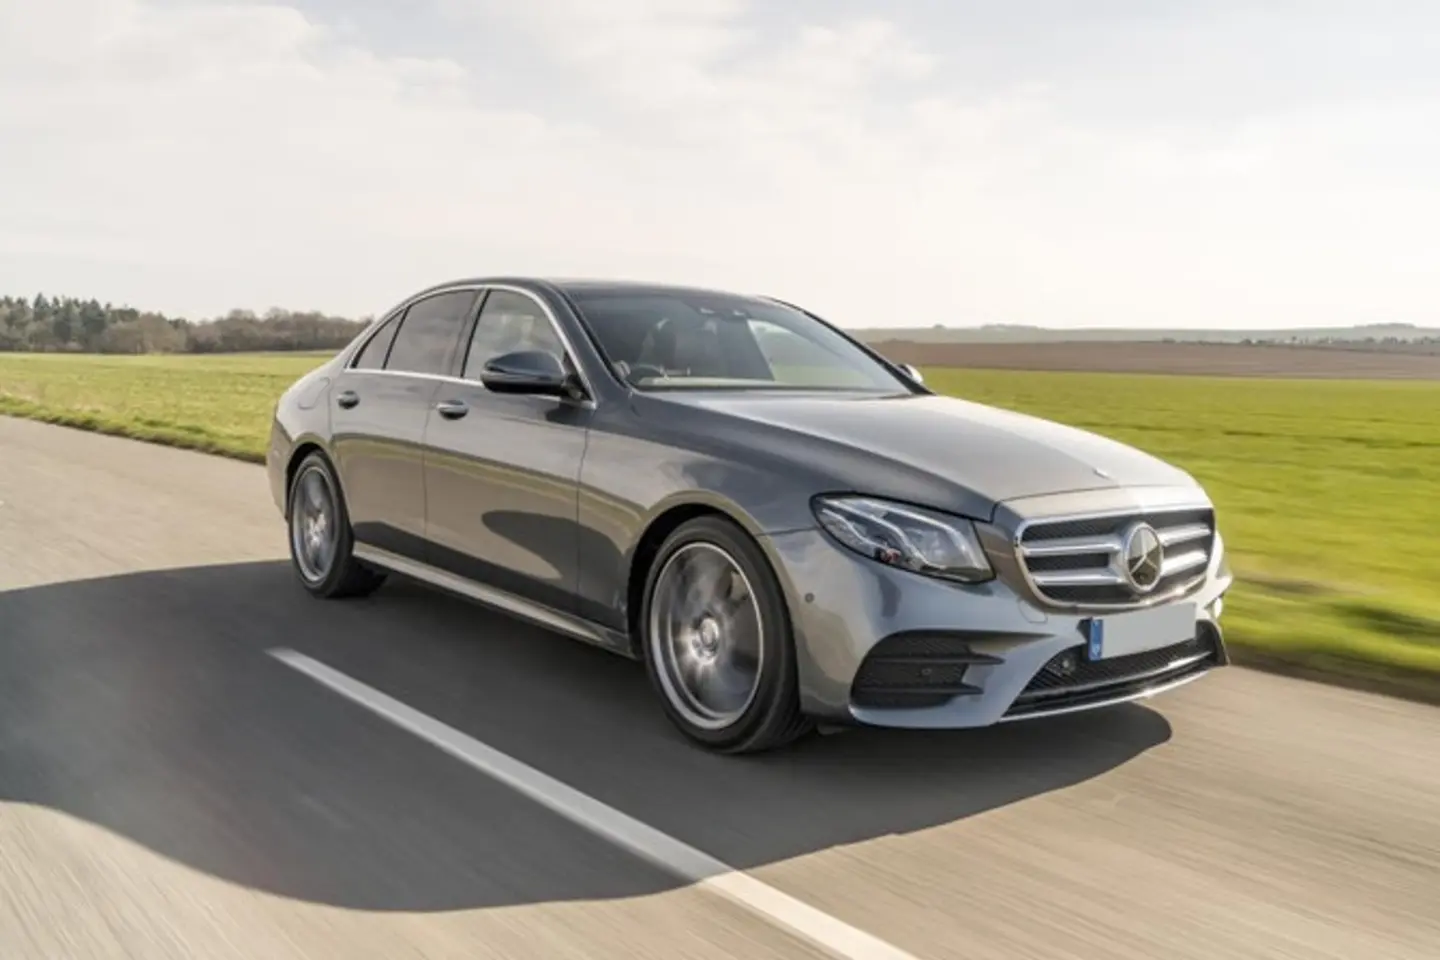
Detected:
left=1004, top=623, right=1221, bottom=718
left=851, top=632, right=1001, bottom=709
left=1016, top=507, right=1215, bottom=608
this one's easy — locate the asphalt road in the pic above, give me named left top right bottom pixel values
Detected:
left=1, top=415, right=1436, bottom=960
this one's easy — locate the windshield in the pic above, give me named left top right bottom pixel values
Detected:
left=567, top=289, right=912, bottom=392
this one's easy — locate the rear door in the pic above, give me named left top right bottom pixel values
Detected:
left=422, top=287, right=594, bottom=614
left=330, top=288, right=478, bottom=560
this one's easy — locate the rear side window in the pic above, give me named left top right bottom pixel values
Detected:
left=352, top=314, right=401, bottom=370
left=384, top=290, right=478, bottom=376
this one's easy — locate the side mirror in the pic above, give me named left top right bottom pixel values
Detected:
left=481, top=350, right=581, bottom=399
left=897, top=363, right=924, bottom=384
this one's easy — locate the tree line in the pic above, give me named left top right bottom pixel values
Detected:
left=0, top=294, right=369, bottom=354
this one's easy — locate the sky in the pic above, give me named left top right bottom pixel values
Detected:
left=1, top=0, right=1437, bottom=330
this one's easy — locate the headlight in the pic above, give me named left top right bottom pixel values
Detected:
left=812, top=495, right=994, bottom=583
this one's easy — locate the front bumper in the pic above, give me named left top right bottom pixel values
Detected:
left=763, top=528, right=1230, bottom=729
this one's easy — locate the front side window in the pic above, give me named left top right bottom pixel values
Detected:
left=462, top=290, right=566, bottom=380
left=384, top=290, right=478, bottom=376
left=568, top=290, right=910, bottom=392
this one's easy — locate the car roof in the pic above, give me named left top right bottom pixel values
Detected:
left=421, top=276, right=775, bottom=303
left=545, top=278, right=752, bottom=298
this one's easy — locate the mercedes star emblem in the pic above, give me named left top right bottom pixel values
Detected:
left=1121, top=522, right=1165, bottom=593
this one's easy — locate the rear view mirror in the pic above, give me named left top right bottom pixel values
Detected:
left=897, top=363, right=924, bottom=384
left=481, top=350, right=581, bottom=399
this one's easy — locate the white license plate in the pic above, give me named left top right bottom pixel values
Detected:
left=1085, top=602, right=1196, bottom=661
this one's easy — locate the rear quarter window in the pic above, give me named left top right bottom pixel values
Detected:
left=351, top=314, right=402, bottom=370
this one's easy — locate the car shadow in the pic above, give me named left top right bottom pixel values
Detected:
left=0, top=560, right=1173, bottom=913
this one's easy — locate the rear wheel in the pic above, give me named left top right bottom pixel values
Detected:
left=641, top=516, right=812, bottom=753
left=287, top=451, right=386, bottom=599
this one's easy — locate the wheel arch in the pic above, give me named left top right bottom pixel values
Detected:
left=625, top=503, right=726, bottom=650
left=622, top=494, right=792, bottom=654
left=283, top=438, right=334, bottom=518
left=623, top=497, right=815, bottom=752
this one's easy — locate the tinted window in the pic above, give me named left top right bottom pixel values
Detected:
left=384, top=290, right=477, bottom=376
left=569, top=290, right=909, bottom=392
left=352, top=314, right=401, bottom=370
left=462, top=290, right=565, bottom=380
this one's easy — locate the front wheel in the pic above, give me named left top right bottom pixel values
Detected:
left=287, top=451, right=386, bottom=599
left=640, top=516, right=813, bottom=754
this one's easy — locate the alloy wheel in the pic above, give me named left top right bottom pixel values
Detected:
left=290, top=465, right=340, bottom=584
left=648, top=541, right=765, bottom=731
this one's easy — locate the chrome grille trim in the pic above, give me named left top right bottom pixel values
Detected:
left=1158, top=523, right=1211, bottom=547
left=1013, top=505, right=1216, bottom=610
left=1021, top=534, right=1121, bottom=558
left=1162, top=548, right=1209, bottom=578
left=1032, top=568, right=1125, bottom=587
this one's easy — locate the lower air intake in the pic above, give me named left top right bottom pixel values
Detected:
left=851, top=632, right=1001, bottom=709
left=1004, top=622, right=1222, bottom=718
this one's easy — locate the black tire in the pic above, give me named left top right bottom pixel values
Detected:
left=286, top=451, right=386, bottom=600
left=640, top=516, right=814, bottom=754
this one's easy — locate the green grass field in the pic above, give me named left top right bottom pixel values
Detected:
left=0, top=352, right=328, bottom=461
left=3, top=352, right=1437, bottom=698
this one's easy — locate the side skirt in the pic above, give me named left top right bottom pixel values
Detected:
left=353, top=544, right=638, bottom=659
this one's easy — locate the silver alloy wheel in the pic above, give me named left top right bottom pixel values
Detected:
left=290, top=465, right=340, bottom=584
left=648, top=541, right=765, bottom=731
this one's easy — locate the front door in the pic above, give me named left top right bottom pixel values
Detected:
left=422, top=288, right=593, bottom=615
left=331, top=288, right=478, bottom=559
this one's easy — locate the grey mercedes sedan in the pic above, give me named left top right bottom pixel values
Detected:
left=266, top=277, right=1233, bottom=753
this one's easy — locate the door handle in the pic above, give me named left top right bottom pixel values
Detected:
left=336, top=390, right=360, bottom=409
left=435, top=399, right=469, bottom=420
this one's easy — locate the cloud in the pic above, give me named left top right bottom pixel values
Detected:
left=1, top=0, right=1437, bottom=328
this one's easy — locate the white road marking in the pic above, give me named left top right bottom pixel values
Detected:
left=269, top=647, right=921, bottom=960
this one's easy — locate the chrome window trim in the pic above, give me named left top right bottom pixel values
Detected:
left=342, top=282, right=598, bottom=407
left=345, top=283, right=479, bottom=373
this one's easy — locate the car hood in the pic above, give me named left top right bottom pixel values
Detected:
left=654, top=390, right=1196, bottom=507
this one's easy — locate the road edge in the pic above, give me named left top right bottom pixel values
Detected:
left=1226, top=646, right=1440, bottom=707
